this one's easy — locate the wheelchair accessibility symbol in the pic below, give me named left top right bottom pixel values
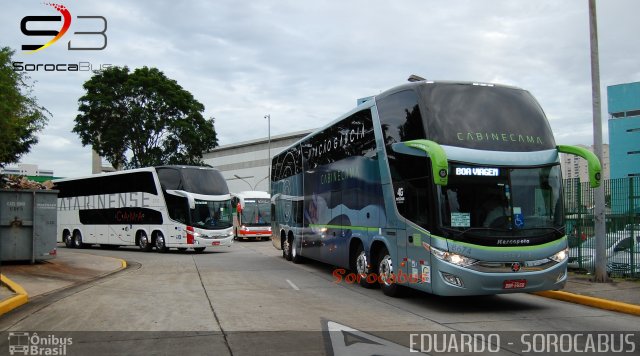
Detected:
left=514, top=213, right=525, bottom=228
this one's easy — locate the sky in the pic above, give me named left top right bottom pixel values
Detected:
left=2, top=0, right=639, bottom=178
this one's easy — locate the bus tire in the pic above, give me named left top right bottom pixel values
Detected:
left=138, top=231, right=153, bottom=252
left=155, top=232, right=169, bottom=253
left=283, top=236, right=292, bottom=261
left=194, top=247, right=206, bottom=253
left=73, top=231, right=86, bottom=249
left=291, top=237, right=303, bottom=264
left=63, top=231, right=73, bottom=248
left=377, top=247, right=401, bottom=297
left=355, top=245, right=376, bottom=289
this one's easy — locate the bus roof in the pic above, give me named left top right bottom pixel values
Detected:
left=280, top=80, right=528, bottom=152
left=53, top=165, right=222, bottom=183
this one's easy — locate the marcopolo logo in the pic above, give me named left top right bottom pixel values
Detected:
left=8, top=332, right=73, bottom=356
left=20, top=2, right=107, bottom=54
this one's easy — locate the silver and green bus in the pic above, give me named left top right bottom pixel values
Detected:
left=271, top=79, right=601, bottom=296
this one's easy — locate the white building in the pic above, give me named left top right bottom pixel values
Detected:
left=0, top=163, right=54, bottom=177
left=203, top=129, right=313, bottom=193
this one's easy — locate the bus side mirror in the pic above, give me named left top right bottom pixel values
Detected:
left=392, top=139, right=449, bottom=186
left=557, top=145, right=602, bottom=188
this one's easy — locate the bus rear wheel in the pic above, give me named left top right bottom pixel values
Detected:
left=355, top=245, right=376, bottom=289
left=138, top=231, right=152, bottom=252
left=63, top=231, right=73, bottom=248
left=73, top=231, right=86, bottom=249
left=283, top=237, right=292, bottom=261
left=155, top=232, right=169, bottom=253
left=378, top=247, right=401, bottom=297
left=291, top=237, right=302, bottom=264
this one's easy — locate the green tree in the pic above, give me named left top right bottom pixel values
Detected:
left=73, top=66, right=217, bottom=169
left=0, top=47, right=49, bottom=167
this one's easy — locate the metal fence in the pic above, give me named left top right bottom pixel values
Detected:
left=564, top=177, right=640, bottom=277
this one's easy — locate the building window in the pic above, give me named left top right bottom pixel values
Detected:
left=626, top=128, right=640, bottom=133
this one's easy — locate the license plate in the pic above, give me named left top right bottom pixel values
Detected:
left=503, top=279, right=527, bottom=289
left=212, top=241, right=220, bottom=246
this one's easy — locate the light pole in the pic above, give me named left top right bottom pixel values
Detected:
left=233, top=174, right=253, bottom=191
left=253, top=175, right=269, bottom=191
left=588, top=0, right=608, bottom=282
left=264, top=114, right=271, bottom=193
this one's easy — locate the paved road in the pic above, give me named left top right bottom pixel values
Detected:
left=2, top=241, right=639, bottom=355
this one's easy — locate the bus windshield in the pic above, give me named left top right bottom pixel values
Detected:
left=420, top=84, right=556, bottom=152
left=191, top=199, right=233, bottom=229
left=241, top=199, right=271, bottom=226
left=440, top=164, right=563, bottom=237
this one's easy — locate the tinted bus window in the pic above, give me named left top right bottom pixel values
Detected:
left=377, top=90, right=426, bottom=151
left=180, top=168, right=229, bottom=195
left=55, top=171, right=157, bottom=198
left=420, top=84, right=556, bottom=151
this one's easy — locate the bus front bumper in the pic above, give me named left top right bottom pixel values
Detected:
left=194, top=234, right=234, bottom=248
left=429, top=260, right=568, bottom=296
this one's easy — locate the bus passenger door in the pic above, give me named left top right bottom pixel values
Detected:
left=395, top=179, right=433, bottom=293
left=405, top=224, right=433, bottom=293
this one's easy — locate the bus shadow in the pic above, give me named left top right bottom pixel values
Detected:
left=400, top=288, right=543, bottom=313
left=294, top=257, right=544, bottom=313
left=59, top=244, right=234, bottom=255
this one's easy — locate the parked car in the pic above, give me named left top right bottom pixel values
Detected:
left=607, top=235, right=640, bottom=276
left=567, top=234, right=627, bottom=270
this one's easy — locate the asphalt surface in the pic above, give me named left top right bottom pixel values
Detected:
left=2, top=244, right=640, bottom=317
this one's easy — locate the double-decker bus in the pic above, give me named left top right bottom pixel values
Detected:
left=232, top=190, right=272, bottom=240
left=271, top=79, right=601, bottom=296
left=54, top=165, right=234, bottom=252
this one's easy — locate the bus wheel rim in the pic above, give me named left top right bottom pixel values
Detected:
left=379, top=255, right=394, bottom=287
left=356, top=250, right=368, bottom=277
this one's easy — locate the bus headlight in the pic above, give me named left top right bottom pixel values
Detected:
left=549, top=248, right=568, bottom=263
left=430, top=246, right=477, bottom=267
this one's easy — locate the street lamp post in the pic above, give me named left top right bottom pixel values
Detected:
left=233, top=174, right=253, bottom=191
left=253, top=175, right=269, bottom=191
left=265, top=114, right=271, bottom=193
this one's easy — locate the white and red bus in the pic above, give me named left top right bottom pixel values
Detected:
left=232, top=191, right=271, bottom=240
left=54, top=166, right=234, bottom=252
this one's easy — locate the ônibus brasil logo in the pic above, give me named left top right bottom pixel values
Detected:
left=20, top=2, right=107, bottom=53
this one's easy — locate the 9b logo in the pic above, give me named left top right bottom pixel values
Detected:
left=21, top=3, right=107, bottom=53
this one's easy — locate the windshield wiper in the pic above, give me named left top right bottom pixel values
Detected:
left=516, top=226, right=565, bottom=235
left=441, top=226, right=511, bottom=238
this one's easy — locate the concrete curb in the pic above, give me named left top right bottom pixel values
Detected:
left=0, top=274, right=28, bottom=317
left=534, top=290, right=640, bottom=316
left=0, top=257, right=127, bottom=317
